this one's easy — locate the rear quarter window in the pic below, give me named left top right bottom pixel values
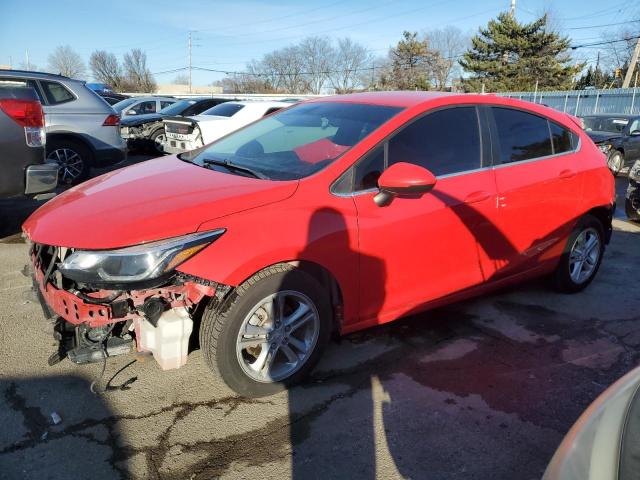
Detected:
left=40, top=80, right=75, bottom=105
left=203, top=103, right=244, bottom=117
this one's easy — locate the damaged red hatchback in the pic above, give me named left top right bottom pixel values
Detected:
left=23, top=92, right=615, bottom=397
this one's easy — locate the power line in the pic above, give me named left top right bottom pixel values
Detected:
left=571, top=36, right=640, bottom=49
left=567, top=20, right=640, bottom=30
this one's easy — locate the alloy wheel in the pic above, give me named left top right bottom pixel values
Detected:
left=153, top=133, right=166, bottom=154
left=46, top=148, right=84, bottom=184
left=608, top=152, right=623, bottom=174
left=236, top=290, right=320, bottom=383
left=569, top=227, right=601, bottom=284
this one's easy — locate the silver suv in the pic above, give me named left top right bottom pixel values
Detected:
left=0, top=70, right=127, bottom=184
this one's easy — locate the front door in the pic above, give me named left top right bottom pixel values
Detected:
left=351, top=106, right=498, bottom=325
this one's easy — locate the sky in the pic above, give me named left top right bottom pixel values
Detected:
left=0, top=0, right=637, bottom=86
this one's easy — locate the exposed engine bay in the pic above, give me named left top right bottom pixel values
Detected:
left=29, top=242, right=229, bottom=371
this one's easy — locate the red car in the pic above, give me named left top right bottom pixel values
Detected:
left=23, top=92, right=615, bottom=397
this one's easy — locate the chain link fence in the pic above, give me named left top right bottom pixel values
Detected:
left=500, top=88, right=640, bottom=116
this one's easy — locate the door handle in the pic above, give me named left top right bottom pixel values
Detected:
left=464, top=190, right=491, bottom=204
left=559, top=169, right=576, bottom=179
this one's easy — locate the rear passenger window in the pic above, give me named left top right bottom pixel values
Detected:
left=388, top=107, right=482, bottom=176
left=40, top=81, right=75, bottom=105
left=549, top=122, right=574, bottom=154
left=492, top=107, right=552, bottom=163
left=160, top=101, right=173, bottom=109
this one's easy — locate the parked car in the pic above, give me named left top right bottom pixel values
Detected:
left=85, top=83, right=129, bottom=105
left=0, top=70, right=127, bottom=185
left=120, top=97, right=231, bottom=154
left=23, top=92, right=615, bottom=397
left=581, top=114, right=640, bottom=175
left=0, top=83, right=57, bottom=198
left=163, top=100, right=289, bottom=154
left=625, top=159, right=640, bottom=221
left=544, top=365, right=640, bottom=480
left=112, top=96, right=177, bottom=118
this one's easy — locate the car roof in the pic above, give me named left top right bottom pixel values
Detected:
left=309, top=91, right=455, bottom=107
left=0, top=69, right=84, bottom=83
left=231, top=100, right=292, bottom=108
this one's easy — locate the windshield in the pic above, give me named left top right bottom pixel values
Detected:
left=159, top=99, right=195, bottom=115
left=187, top=102, right=403, bottom=180
left=112, top=98, right=138, bottom=112
left=582, top=116, right=629, bottom=133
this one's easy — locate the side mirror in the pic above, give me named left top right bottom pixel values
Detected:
left=374, top=162, right=437, bottom=207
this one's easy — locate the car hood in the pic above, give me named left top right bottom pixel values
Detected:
left=585, top=130, right=622, bottom=144
left=23, top=156, right=298, bottom=250
left=121, top=113, right=165, bottom=126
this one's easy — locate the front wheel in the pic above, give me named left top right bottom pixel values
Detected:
left=149, top=129, right=166, bottom=155
left=200, top=264, right=331, bottom=397
left=607, top=150, right=624, bottom=176
left=551, top=214, right=605, bottom=293
left=626, top=197, right=640, bottom=222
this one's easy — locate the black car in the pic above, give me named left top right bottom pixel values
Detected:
left=626, top=160, right=640, bottom=221
left=120, top=97, right=231, bottom=154
left=581, top=114, right=640, bottom=175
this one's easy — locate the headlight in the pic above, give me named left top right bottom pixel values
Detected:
left=58, top=229, right=224, bottom=285
left=630, top=160, right=640, bottom=181
left=597, top=144, right=612, bottom=153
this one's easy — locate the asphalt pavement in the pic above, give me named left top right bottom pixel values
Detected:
left=1, top=156, right=639, bottom=479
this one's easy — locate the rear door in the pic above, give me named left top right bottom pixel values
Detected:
left=489, top=106, right=582, bottom=279
left=351, top=106, right=499, bottom=324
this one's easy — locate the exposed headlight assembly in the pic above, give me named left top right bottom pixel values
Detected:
left=597, top=144, right=612, bottom=153
left=630, top=160, right=640, bottom=182
left=58, top=229, right=224, bottom=286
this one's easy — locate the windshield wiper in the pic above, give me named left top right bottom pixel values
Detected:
left=202, top=158, right=268, bottom=179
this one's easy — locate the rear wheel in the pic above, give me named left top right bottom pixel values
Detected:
left=551, top=214, right=605, bottom=293
left=200, top=264, right=331, bottom=397
left=46, top=139, right=92, bottom=185
left=607, top=150, right=624, bottom=175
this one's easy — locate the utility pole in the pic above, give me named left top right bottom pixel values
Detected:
left=25, top=50, right=31, bottom=70
left=188, top=31, right=192, bottom=93
left=510, top=0, right=516, bottom=17
left=595, top=51, right=600, bottom=88
left=623, top=37, right=640, bottom=88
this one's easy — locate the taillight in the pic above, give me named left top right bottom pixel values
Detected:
left=0, top=98, right=46, bottom=147
left=103, top=114, right=120, bottom=126
left=0, top=98, right=44, bottom=127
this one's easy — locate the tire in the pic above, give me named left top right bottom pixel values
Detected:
left=200, top=264, right=332, bottom=397
left=607, top=150, right=624, bottom=176
left=149, top=128, right=166, bottom=155
left=46, top=139, right=92, bottom=185
left=551, top=214, right=605, bottom=293
left=626, top=198, right=640, bottom=222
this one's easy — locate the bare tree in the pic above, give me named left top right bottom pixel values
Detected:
left=424, top=27, right=469, bottom=90
left=300, top=36, right=334, bottom=94
left=263, top=46, right=309, bottom=93
left=329, top=38, right=373, bottom=93
left=47, top=45, right=86, bottom=78
left=89, top=50, right=124, bottom=90
left=122, top=49, right=156, bottom=92
left=173, top=74, right=189, bottom=84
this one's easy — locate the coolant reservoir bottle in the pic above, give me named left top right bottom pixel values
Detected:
left=138, top=307, right=193, bottom=370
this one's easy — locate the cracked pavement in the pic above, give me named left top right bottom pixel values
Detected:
left=1, top=168, right=639, bottom=479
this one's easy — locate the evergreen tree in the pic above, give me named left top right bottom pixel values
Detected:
left=459, top=13, right=582, bottom=92
left=380, top=32, right=440, bottom=90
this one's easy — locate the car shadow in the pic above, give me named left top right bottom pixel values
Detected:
left=0, top=374, right=127, bottom=479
